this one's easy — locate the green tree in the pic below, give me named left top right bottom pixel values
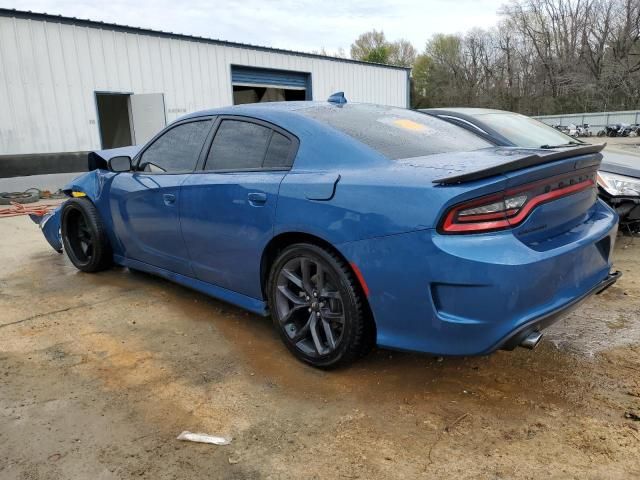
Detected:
left=350, top=30, right=390, bottom=64
left=411, top=54, right=434, bottom=107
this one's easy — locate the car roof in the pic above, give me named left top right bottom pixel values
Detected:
left=175, top=101, right=353, bottom=144
left=174, top=102, right=397, bottom=170
left=180, top=101, right=335, bottom=120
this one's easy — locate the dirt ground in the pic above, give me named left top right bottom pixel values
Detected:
left=1, top=214, right=640, bottom=479
left=586, top=134, right=640, bottom=156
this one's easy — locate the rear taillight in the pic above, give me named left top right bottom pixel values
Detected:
left=440, top=172, right=596, bottom=234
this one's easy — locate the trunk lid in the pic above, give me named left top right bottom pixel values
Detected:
left=430, top=144, right=603, bottom=185
left=501, top=148, right=603, bottom=247
left=418, top=146, right=605, bottom=243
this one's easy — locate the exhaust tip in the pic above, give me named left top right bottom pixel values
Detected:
left=520, top=331, right=543, bottom=350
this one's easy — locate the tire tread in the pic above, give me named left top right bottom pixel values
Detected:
left=268, top=243, right=370, bottom=368
left=61, top=198, right=112, bottom=273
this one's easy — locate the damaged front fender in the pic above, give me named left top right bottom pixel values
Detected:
left=31, top=146, right=130, bottom=255
left=30, top=205, right=63, bottom=253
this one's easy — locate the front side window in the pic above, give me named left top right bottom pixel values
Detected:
left=139, top=120, right=211, bottom=173
left=206, top=120, right=293, bottom=170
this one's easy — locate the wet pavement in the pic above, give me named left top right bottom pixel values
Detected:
left=1, top=215, right=639, bottom=479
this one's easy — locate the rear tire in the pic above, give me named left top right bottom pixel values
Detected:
left=267, top=243, right=368, bottom=368
left=61, top=198, right=113, bottom=273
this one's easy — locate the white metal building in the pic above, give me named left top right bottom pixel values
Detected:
left=0, top=9, right=410, bottom=176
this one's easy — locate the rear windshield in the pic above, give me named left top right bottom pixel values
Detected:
left=299, top=104, right=492, bottom=159
left=472, top=112, right=580, bottom=148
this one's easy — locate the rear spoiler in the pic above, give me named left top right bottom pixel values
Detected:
left=433, top=144, right=605, bottom=185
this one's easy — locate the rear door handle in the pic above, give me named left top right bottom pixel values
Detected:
left=163, top=193, right=176, bottom=206
left=248, top=192, right=267, bottom=206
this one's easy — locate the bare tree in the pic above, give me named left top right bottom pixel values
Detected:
left=348, top=0, right=640, bottom=113
left=351, top=31, right=417, bottom=67
left=388, top=39, right=417, bottom=67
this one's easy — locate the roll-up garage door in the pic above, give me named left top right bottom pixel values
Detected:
left=231, top=66, right=311, bottom=104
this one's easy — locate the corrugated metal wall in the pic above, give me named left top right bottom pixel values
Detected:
left=0, top=14, right=408, bottom=155
left=535, top=110, right=640, bottom=129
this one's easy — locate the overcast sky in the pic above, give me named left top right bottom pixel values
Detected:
left=0, top=0, right=506, bottom=55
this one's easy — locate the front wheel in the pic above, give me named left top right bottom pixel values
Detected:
left=61, top=198, right=113, bottom=273
left=267, top=244, right=368, bottom=368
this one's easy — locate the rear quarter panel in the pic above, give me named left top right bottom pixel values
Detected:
left=275, top=165, right=509, bottom=244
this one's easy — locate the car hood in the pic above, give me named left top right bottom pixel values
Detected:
left=600, top=151, right=640, bottom=178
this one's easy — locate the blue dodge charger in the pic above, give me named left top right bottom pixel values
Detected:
left=34, top=96, right=620, bottom=368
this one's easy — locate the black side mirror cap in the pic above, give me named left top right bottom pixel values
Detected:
left=108, top=155, right=132, bottom=172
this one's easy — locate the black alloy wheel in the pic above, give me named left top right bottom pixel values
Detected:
left=61, top=198, right=112, bottom=273
left=268, top=244, right=369, bottom=368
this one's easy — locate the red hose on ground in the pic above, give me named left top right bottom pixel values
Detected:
left=0, top=201, right=62, bottom=218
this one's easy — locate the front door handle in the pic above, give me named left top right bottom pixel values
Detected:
left=248, top=192, right=267, bottom=206
left=163, top=193, right=176, bottom=206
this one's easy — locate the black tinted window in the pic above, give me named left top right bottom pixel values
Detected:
left=207, top=120, right=271, bottom=170
left=300, top=104, right=491, bottom=160
left=264, top=132, right=293, bottom=168
left=140, top=120, right=211, bottom=172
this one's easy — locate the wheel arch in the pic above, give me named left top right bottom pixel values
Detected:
left=61, top=170, right=107, bottom=201
left=60, top=196, right=114, bottom=272
left=260, top=231, right=377, bottom=336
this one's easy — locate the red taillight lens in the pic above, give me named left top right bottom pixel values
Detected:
left=440, top=173, right=595, bottom=234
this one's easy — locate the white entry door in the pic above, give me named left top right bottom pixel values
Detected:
left=129, top=93, right=166, bottom=145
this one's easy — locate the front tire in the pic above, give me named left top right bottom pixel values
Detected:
left=61, top=198, right=112, bottom=273
left=267, top=244, right=368, bottom=369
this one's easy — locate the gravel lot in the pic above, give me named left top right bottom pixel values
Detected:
left=1, top=203, right=640, bottom=479
left=586, top=135, right=640, bottom=156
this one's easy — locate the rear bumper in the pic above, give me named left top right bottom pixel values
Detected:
left=338, top=200, right=619, bottom=356
left=497, top=270, right=621, bottom=350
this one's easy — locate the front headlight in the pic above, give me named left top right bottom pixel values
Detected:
left=597, top=171, right=640, bottom=196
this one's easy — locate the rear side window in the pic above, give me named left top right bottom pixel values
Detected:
left=264, top=132, right=292, bottom=168
left=207, top=120, right=271, bottom=170
left=206, top=120, right=294, bottom=170
left=300, top=104, right=491, bottom=160
left=140, top=120, right=211, bottom=172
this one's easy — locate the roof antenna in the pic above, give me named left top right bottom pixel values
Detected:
left=327, top=92, right=347, bottom=105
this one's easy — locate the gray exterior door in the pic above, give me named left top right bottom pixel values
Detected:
left=129, top=93, right=167, bottom=145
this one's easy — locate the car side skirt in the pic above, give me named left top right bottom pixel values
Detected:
left=114, top=255, right=269, bottom=317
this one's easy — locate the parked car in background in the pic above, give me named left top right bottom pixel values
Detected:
left=421, top=108, right=640, bottom=232
left=576, top=124, right=592, bottom=137
left=566, top=123, right=579, bottom=137
left=32, top=99, right=620, bottom=368
left=598, top=123, right=640, bottom=137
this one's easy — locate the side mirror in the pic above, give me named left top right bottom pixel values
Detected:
left=108, top=155, right=132, bottom=172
